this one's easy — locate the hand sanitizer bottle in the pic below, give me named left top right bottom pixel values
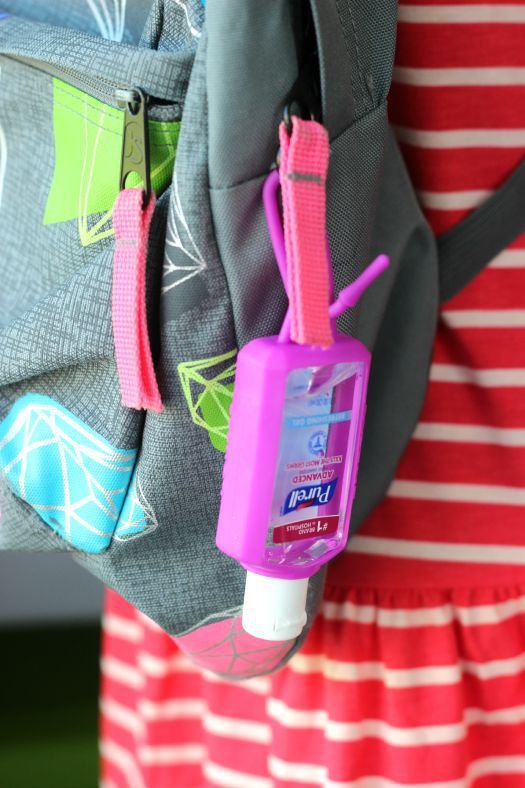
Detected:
left=216, top=171, right=389, bottom=641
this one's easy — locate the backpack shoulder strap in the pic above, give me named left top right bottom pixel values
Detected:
left=438, top=157, right=525, bottom=303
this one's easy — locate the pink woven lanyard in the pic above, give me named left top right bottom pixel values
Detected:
left=112, top=187, right=163, bottom=413
left=279, top=116, right=333, bottom=348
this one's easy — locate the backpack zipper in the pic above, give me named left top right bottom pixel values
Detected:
left=284, top=0, right=322, bottom=125
left=116, top=88, right=151, bottom=200
left=4, top=55, right=183, bottom=121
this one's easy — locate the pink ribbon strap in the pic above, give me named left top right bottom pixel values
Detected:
left=112, top=188, right=164, bottom=412
left=279, top=116, right=333, bottom=348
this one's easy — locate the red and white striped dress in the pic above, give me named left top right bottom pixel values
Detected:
left=100, top=3, right=525, bottom=785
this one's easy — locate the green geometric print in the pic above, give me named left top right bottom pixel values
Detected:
left=178, top=351, right=237, bottom=453
left=45, top=79, right=180, bottom=246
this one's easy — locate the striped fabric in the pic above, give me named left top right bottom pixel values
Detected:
left=100, top=2, right=525, bottom=785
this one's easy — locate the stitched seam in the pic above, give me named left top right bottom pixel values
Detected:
left=335, top=0, right=367, bottom=110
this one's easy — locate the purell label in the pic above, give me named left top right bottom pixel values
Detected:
left=282, top=480, right=338, bottom=515
left=273, top=515, right=340, bottom=544
left=267, top=362, right=364, bottom=549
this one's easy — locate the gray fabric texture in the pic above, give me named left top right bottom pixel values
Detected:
left=352, top=129, right=438, bottom=528
left=140, top=0, right=204, bottom=53
left=0, top=16, right=192, bottom=106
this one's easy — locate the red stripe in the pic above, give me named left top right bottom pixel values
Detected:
left=204, top=681, right=268, bottom=720
left=145, top=763, right=203, bottom=786
left=273, top=640, right=525, bottom=723
left=100, top=677, right=140, bottom=712
left=433, top=326, right=525, bottom=369
left=203, top=736, right=270, bottom=778
left=397, top=441, right=525, bottom=487
left=271, top=678, right=467, bottom=729
left=308, top=619, right=525, bottom=671
left=420, top=381, right=525, bottom=428
left=100, top=760, right=130, bottom=788
left=443, top=268, right=525, bottom=310
left=267, top=727, right=525, bottom=784
left=101, top=634, right=141, bottom=666
left=360, top=497, right=525, bottom=546
left=391, top=84, right=525, bottom=131
left=100, top=716, right=137, bottom=753
left=423, top=206, right=470, bottom=234
left=331, top=548, right=525, bottom=589
left=139, top=719, right=203, bottom=747
left=396, top=25, right=525, bottom=69
left=105, top=591, right=137, bottom=618
left=397, top=145, right=525, bottom=193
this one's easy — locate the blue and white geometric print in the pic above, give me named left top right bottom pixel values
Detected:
left=0, top=394, right=154, bottom=553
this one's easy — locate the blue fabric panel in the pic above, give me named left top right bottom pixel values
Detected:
left=0, top=394, right=150, bottom=553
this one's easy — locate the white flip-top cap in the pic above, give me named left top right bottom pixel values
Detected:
left=242, top=571, right=308, bottom=641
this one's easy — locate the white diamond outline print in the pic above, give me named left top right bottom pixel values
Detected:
left=162, top=170, right=207, bottom=295
left=86, top=0, right=127, bottom=41
left=0, top=394, right=151, bottom=552
left=115, top=468, right=158, bottom=541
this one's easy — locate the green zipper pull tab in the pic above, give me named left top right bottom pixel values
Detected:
left=116, top=87, right=151, bottom=203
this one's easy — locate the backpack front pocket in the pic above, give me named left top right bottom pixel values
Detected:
left=0, top=15, right=185, bottom=553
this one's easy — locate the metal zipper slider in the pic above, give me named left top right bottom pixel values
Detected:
left=116, top=87, right=151, bottom=203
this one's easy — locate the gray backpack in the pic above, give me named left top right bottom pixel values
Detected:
left=0, top=0, right=521, bottom=678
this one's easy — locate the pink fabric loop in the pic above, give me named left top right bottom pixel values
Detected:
left=279, top=116, right=333, bottom=348
left=112, top=188, right=164, bottom=413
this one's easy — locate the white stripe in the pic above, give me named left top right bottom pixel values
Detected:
left=289, top=653, right=461, bottom=686
left=268, top=754, right=525, bottom=788
left=290, top=649, right=525, bottom=687
left=395, top=126, right=525, bottom=149
left=489, top=250, right=525, bottom=269
left=137, top=651, right=198, bottom=676
left=267, top=698, right=525, bottom=747
left=348, top=535, right=525, bottom=565
left=203, top=671, right=271, bottom=695
left=102, top=613, right=142, bottom=643
left=321, top=593, right=525, bottom=627
left=203, top=761, right=272, bottom=788
left=430, top=363, right=525, bottom=386
left=442, top=309, right=525, bottom=328
left=100, top=657, right=144, bottom=690
left=138, top=744, right=206, bottom=765
left=321, top=598, right=455, bottom=627
left=417, top=189, right=490, bottom=210
left=389, top=479, right=525, bottom=506
left=395, top=66, right=525, bottom=86
left=100, top=740, right=145, bottom=788
left=100, top=698, right=144, bottom=736
left=398, top=4, right=525, bottom=23
left=414, top=421, right=525, bottom=446
left=138, top=698, right=205, bottom=721
left=203, top=711, right=271, bottom=744
left=268, top=699, right=464, bottom=746
left=466, top=704, right=525, bottom=725
left=464, top=651, right=525, bottom=680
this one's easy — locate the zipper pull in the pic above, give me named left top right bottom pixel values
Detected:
left=112, top=87, right=163, bottom=413
left=116, top=87, right=151, bottom=203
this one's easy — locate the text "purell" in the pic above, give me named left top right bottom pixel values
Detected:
left=283, top=480, right=337, bottom=515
